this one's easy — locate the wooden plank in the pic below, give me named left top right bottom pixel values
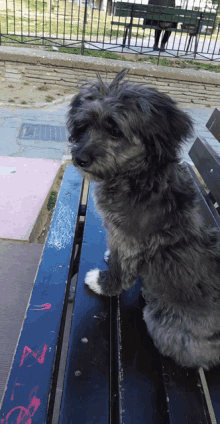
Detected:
left=206, top=108, right=220, bottom=143
left=114, top=2, right=201, bottom=16
left=183, top=162, right=220, bottom=229
left=59, top=184, right=110, bottom=424
left=111, top=22, right=199, bottom=33
left=142, top=15, right=199, bottom=25
left=160, top=356, right=213, bottom=424
left=204, top=368, right=220, bottom=423
left=118, top=279, right=170, bottom=423
left=0, top=166, right=82, bottom=424
left=188, top=137, right=220, bottom=208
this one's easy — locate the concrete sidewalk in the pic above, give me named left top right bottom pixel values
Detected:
left=0, top=52, right=220, bottom=413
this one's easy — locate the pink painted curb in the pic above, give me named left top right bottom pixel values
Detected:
left=0, top=156, right=60, bottom=241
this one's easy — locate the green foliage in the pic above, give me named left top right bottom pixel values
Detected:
left=47, top=191, right=57, bottom=211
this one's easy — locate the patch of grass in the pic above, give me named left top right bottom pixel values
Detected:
left=1, top=33, right=220, bottom=71
left=38, top=85, right=48, bottom=91
left=139, top=56, right=220, bottom=73
left=45, top=95, right=54, bottom=102
left=8, top=99, right=15, bottom=102
left=21, top=101, right=27, bottom=104
left=47, top=191, right=58, bottom=211
left=56, top=45, right=124, bottom=60
left=23, top=82, right=29, bottom=86
left=8, top=84, right=14, bottom=88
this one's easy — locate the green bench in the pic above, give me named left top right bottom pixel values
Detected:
left=111, top=2, right=217, bottom=52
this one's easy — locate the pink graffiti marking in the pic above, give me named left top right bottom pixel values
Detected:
left=30, top=303, right=51, bottom=311
left=2, top=388, right=40, bottom=424
left=19, top=344, right=48, bottom=367
left=10, top=383, right=22, bottom=401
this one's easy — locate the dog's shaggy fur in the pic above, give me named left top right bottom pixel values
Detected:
left=68, top=69, right=220, bottom=370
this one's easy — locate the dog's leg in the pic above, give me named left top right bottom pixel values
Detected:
left=85, top=250, right=122, bottom=296
left=85, top=250, right=137, bottom=296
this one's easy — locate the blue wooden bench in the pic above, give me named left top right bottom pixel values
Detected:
left=1, top=108, right=220, bottom=423
left=0, top=166, right=84, bottom=423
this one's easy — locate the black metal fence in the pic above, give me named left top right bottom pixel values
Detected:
left=0, top=0, right=219, bottom=61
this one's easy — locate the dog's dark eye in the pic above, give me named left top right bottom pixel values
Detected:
left=109, top=127, right=123, bottom=138
left=73, top=124, right=88, bottom=141
left=105, top=118, right=123, bottom=139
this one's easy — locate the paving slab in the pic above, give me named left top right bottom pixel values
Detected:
left=0, top=240, right=43, bottom=403
left=0, top=107, right=69, bottom=160
left=0, top=156, right=60, bottom=241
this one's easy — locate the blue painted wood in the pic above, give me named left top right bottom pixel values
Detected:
left=204, top=369, right=220, bottom=423
left=183, top=162, right=220, bottom=229
left=118, top=280, right=169, bottom=423
left=59, top=184, right=110, bottom=424
left=189, top=137, right=220, bottom=207
left=0, top=166, right=82, bottom=424
left=206, top=108, right=220, bottom=143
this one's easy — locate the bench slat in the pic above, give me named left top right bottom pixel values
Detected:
left=184, top=162, right=220, bottom=229
left=0, top=166, right=82, bottom=424
left=188, top=137, right=220, bottom=208
left=112, top=22, right=203, bottom=32
left=206, top=108, right=220, bottom=143
left=60, top=183, right=110, bottom=423
left=114, top=12, right=202, bottom=24
left=114, top=2, right=213, bottom=16
left=204, top=370, right=220, bottom=421
left=117, top=279, right=169, bottom=422
left=113, top=2, right=216, bottom=20
left=160, top=356, right=212, bottom=424
left=112, top=18, right=213, bottom=27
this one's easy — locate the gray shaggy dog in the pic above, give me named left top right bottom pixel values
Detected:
left=67, top=69, right=220, bottom=370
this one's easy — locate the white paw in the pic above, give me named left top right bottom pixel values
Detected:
left=104, top=249, right=111, bottom=263
left=84, top=269, right=103, bottom=294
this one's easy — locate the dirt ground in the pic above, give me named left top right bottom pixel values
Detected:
left=0, top=78, right=76, bottom=107
left=31, top=164, right=66, bottom=244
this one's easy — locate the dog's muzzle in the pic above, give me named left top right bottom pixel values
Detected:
left=74, top=151, right=92, bottom=168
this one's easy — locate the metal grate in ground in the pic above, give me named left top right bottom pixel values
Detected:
left=19, top=123, right=68, bottom=142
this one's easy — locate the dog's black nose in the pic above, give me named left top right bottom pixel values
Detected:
left=75, top=155, right=90, bottom=168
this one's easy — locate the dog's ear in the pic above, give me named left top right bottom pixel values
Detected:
left=69, top=94, right=81, bottom=111
left=165, top=102, right=194, bottom=145
left=156, top=103, right=194, bottom=161
left=136, top=91, right=194, bottom=161
left=67, top=93, right=82, bottom=137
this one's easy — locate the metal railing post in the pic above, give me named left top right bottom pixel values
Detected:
left=81, top=0, right=88, bottom=55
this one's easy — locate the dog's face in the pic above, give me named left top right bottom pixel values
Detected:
left=67, top=69, right=193, bottom=181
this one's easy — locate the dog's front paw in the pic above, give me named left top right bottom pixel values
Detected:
left=84, top=269, right=104, bottom=295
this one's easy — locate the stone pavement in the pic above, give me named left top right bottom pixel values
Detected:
left=0, top=50, right=220, bottom=415
left=0, top=100, right=218, bottom=163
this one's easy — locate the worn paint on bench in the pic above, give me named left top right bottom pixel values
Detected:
left=0, top=166, right=82, bottom=424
